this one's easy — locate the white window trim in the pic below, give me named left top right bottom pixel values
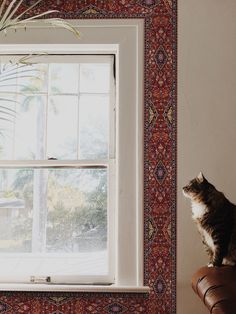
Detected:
left=0, top=19, right=149, bottom=293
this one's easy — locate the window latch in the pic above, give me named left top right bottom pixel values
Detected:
left=30, top=276, right=51, bottom=284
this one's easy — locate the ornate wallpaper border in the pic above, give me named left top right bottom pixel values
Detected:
left=0, top=1, right=177, bottom=313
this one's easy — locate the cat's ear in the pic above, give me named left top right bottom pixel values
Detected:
left=197, top=171, right=205, bottom=183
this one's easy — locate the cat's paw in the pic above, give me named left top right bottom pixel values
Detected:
left=222, top=258, right=236, bottom=266
left=207, top=263, right=214, bottom=267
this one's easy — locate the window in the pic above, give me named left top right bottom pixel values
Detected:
left=0, top=18, right=148, bottom=292
left=0, top=54, right=115, bottom=284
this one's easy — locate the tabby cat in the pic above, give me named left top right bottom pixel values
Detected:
left=183, top=172, right=236, bottom=267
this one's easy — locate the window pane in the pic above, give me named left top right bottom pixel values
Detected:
left=14, top=95, right=46, bottom=160
left=0, top=168, right=108, bottom=276
left=0, top=95, right=47, bottom=160
left=80, top=63, right=110, bottom=93
left=0, top=94, right=16, bottom=159
left=17, top=63, right=48, bottom=93
left=0, top=169, right=33, bottom=252
left=0, top=62, right=17, bottom=93
left=50, top=64, right=79, bottom=94
left=47, top=96, right=78, bottom=160
left=79, top=94, right=109, bottom=160
left=0, top=168, right=107, bottom=253
left=46, top=168, right=107, bottom=254
left=0, top=252, right=108, bottom=278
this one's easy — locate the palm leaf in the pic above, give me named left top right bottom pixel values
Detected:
left=0, top=103, right=17, bottom=112
left=45, top=18, right=80, bottom=36
left=0, top=0, right=80, bottom=37
left=0, top=110, right=15, bottom=117
left=2, top=0, right=22, bottom=21
left=0, top=117, right=14, bottom=123
left=0, top=55, right=44, bottom=129
left=11, top=0, right=47, bottom=20
left=0, top=58, right=42, bottom=88
left=0, top=0, right=80, bottom=143
left=1, top=0, right=18, bottom=22
left=0, top=0, right=8, bottom=17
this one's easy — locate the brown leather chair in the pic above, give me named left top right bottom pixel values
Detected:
left=192, top=266, right=236, bottom=314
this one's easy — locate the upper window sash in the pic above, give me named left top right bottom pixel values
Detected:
left=0, top=54, right=115, bottom=162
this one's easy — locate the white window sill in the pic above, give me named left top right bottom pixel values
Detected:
left=0, top=283, right=150, bottom=293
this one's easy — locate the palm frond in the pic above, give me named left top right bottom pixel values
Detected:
left=0, top=110, right=15, bottom=117
left=0, top=116, right=14, bottom=123
left=0, top=57, right=43, bottom=87
left=1, top=0, right=18, bottom=22
left=16, top=53, right=48, bottom=65
left=45, top=18, right=80, bottom=37
left=0, top=0, right=80, bottom=142
left=0, top=55, right=45, bottom=130
left=0, top=0, right=80, bottom=37
left=0, top=0, right=8, bottom=17
left=0, top=103, right=17, bottom=112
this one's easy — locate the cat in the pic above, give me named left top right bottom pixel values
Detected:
left=183, top=172, right=236, bottom=267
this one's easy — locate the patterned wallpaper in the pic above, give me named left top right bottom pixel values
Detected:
left=0, top=1, right=177, bottom=313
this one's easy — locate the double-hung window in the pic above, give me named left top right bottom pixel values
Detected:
left=0, top=19, right=148, bottom=292
left=0, top=53, right=115, bottom=285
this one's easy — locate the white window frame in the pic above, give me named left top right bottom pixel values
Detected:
left=0, top=19, right=149, bottom=293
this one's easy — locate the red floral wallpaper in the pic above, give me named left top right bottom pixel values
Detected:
left=0, top=1, right=177, bottom=313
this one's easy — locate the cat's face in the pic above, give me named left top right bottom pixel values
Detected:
left=183, top=172, right=208, bottom=201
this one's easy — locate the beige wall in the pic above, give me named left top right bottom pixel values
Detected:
left=178, top=0, right=236, bottom=313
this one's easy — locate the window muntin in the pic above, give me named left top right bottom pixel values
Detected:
left=0, top=54, right=115, bottom=284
